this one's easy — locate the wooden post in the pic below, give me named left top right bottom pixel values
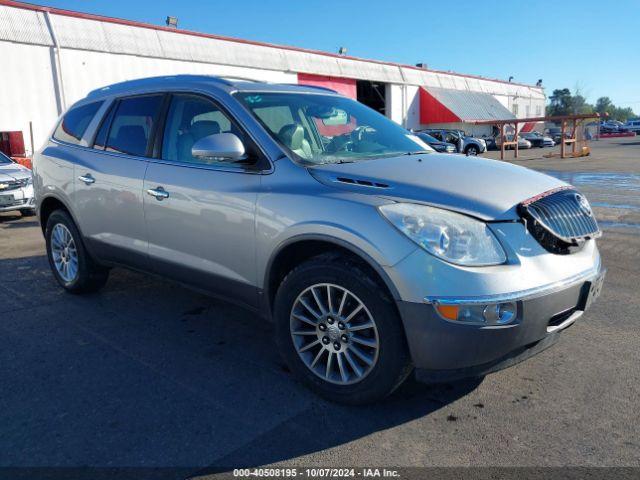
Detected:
left=500, top=123, right=505, bottom=160
left=572, top=119, right=578, bottom=155
left=560, top=120, right=566, bottom=158
left=514, top=122, right=519, bottom=159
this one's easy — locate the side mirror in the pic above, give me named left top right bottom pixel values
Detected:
left=191, top=133, right=247, bottom=162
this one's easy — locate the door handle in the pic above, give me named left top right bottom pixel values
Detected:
left=78, top=174, right=95, bottom=185
left=146, top=187, right=170, bottom=200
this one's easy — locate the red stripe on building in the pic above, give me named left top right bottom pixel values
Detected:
left=297, top=73, right=357, bottom=99
left=419, top=88, right=462, bottom=124
left=297, top=74, right=357, bottom=136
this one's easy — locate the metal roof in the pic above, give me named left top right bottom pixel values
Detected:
left=0, top=0, right=546, bottom=98
left=425, top=87, right=516, bottom=122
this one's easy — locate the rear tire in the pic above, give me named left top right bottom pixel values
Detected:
left=274, top=254, right=412, bottom=405
left=45, top=210, right=109, bottom=293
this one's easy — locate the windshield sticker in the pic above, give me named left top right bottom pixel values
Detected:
left=245, top=95, right=262, bottom=104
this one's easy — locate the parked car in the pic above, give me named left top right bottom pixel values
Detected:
left=482, top=135, right=498, bottom=150
left=33, top=76, right=605, bottom=405
left=622, top=119, right=640, bottom=134
left=599, top=121, right=626, bottom=133
left=599, top=122, right=617, bottom=133
left=495, top=135, right=532, bottom=150
left=420, top=128, right=487, bottom=155
left=413, top=132, right=456, bottom=153
left=545, top=127, right=572, bottom=144
left=0, top=151, right=35, bottom=215
left=521, top=131, right=555, bottom=148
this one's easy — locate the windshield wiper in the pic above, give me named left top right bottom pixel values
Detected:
left=400, top=150, right=432, bottom=156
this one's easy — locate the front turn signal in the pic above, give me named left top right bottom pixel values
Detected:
left=435, top=305, right=459, bottom=321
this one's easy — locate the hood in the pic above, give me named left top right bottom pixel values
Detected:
left=0, top=162, right=31, bottom=182
left=308, top=153, right=566, bottom=220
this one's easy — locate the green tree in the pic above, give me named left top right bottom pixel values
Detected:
left=595, top=97, right=613, bottom=116
left=547, top=88, right=572, bottom=116
left=611, top=106, right=635, bottom=122
left=570, top=94, right=593, bottom=114
left=547, top=88, right=636, bottom=120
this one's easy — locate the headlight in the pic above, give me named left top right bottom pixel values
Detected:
left=379, top=203, right=507, bottom=266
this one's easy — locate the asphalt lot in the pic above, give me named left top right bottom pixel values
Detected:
left=1, top=137, right=639, bottom=473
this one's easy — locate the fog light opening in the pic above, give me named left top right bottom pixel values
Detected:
left=484, top=302, right=517, bottom=324
left=496, top=302, right=516, bottom=324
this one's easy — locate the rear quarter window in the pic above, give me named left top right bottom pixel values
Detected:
left=99, top=94, right=164, bottom=157
left=53, top=101, right=103, bottom=145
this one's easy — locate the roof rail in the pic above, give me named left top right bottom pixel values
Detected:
left=276, top=83, right=338, bottom=94
left=86, top=74, right=234, bottom=97
left=219, top=76, right=263, bottom=83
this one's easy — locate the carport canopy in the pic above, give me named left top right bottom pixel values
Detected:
left=420, top=86, right=515, bottom=124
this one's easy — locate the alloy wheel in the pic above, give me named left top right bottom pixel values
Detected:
left=50, top=223, right=79, bottom=283
left=290, top=283, right=379, bottom=385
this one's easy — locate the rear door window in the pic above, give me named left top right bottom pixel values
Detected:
left=53, top=101, right=103, bottom=145
left=101, top=95, right=164, bottom=157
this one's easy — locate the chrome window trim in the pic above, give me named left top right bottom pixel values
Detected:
left=146, top=156, right=269, bottom=175
left=49, top=86, right=279, bottom=174
left=424, top=260, right=603, bottom=306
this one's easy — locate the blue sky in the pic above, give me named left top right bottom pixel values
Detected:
left=41, top=0, right=639, bottom=111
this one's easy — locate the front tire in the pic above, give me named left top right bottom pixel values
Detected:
left=20, top=208, right=36, bottom=217
left=465, top=145, right=479, bottom=156
left=45, top=210, right=109, bottom=293
left=274, top=254, right=412, bottom=405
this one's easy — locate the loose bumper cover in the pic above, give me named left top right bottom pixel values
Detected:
left=398, top=265, right=604, bottom=383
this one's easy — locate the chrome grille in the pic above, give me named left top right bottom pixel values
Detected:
left=520, top=188, right=600, bottom=247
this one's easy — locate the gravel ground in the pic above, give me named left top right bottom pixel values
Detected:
left=1, top=138, right=638, bottom=474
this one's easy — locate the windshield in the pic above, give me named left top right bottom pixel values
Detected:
left=0, top=152, right=13, bottom=164
left=235, top=92, right=432, bottom=164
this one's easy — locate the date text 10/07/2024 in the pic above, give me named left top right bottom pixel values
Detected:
left=232, top=468, right=400, bottom=478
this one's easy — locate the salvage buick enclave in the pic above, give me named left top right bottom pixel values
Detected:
left=33, top=76, right=604, bottom=404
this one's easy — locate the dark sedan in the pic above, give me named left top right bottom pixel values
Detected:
left=415, top=132, right=456, bottom=153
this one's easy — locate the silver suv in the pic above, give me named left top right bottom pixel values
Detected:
left=34, top=76, right=604, bottom=404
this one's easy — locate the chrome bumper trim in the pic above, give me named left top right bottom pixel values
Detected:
left=424, top=261, right=603, bottom=306
left=546, top=310, right=583, bottom=333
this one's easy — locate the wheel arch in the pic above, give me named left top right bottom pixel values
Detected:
left=39, top=195, right=76, bottom=233
left=262, top=234, right=401, bottom=319
left=465, top=143, right=479, bottom=154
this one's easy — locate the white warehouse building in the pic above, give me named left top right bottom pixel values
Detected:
left=0, top=0, right=546, bottom=156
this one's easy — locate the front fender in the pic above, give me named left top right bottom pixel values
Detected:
left=263, top=232, right=406, bottom=304
left=255, top=197, right=417, bottom=291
